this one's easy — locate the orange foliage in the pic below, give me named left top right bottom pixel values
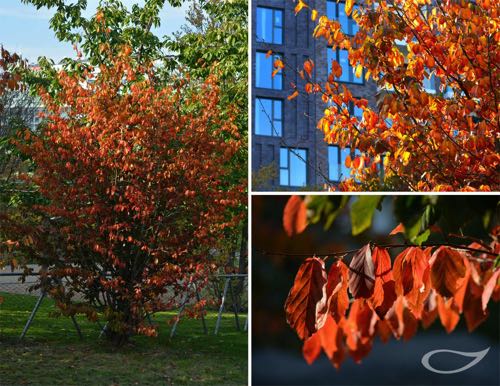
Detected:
left=0, top=46, right=245, bottom=342
left=294, top=0, right=499, bottom=191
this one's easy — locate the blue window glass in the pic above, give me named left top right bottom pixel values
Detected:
left=328, top=48, right=363, bottom=84
left=280, top=148, right=307, bottom=187
left=327, top=1, right=359, bottom=36
left=256, top=7, right=283, bottom=44
left=255, top=98, right=283, bottom=136
left=256, top=52, right=283, bottom=89
left=328, top=146, right=340, bottom=181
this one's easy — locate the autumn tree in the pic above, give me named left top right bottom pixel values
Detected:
left=282, top=195, right=500, bottom=368
left=288, top=0, right=499, bottom=191
left=0, top=41, right=244, bottom=344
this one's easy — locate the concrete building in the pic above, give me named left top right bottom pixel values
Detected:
left=251, top=0, right=380, bottom=190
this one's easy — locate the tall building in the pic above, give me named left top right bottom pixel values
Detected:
left=251, top=0, right=379, bottom=190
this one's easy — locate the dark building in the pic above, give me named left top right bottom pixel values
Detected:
left=251, top=0, right=380, bottom=190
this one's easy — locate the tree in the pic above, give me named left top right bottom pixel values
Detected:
left=0, top=44, right=244, bottom=344
left=289, top=0, right=498, bottom=191
left=166, top=0, right=248, bottom=275
left=282, top=195, right=500, bottom=368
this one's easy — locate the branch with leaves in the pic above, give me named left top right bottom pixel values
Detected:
left=281, top=195, right=500, bottom=368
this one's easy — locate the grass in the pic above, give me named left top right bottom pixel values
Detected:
left=0, top=292, right=247, bottom=385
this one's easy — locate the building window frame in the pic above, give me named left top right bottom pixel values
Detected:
left=280, top=147, right=308, bottom=187
left=256, top=6, right=284, bottom=45
left=254, top=97, right=283, bottom=137
left=255, top=51, right=283, bottom=90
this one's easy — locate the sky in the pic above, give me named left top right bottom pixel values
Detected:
left=0, top=0, right=190, bottom=63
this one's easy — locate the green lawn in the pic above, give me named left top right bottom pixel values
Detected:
left=0, top=292, right=247, bottom=385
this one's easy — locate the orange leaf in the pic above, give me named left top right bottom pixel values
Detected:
left=265, top=50, right=273, bottom=58
left=437, top=295, right=460, bottom=333
left=283, top=196, right=307, bottom=237
left=389, top=223, right=405, bottom=235
left=295, top=0, right=308, bottom=15
left=344, top=155, right=352, bottom=168
left=288, top=90, right=300, bottom=100
left=304, top=59, right=314, bottom=77
left=430, top=247, right=467, bottom=297
left=285, top=257, right=328, bottom=340
left=393, top=247, right=429, bottom=296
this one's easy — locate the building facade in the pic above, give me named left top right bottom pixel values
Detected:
left=251, top=0, right=379, bottom=190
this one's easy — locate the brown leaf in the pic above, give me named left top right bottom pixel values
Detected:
left=283, top=196, right=307, bottom=237
left=348, top=244, right=375, bottom=298
left=285, top=257, right=328, bottom=340
left=430, top=247, right=467, bottom=298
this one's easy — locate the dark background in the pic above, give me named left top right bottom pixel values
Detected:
left=252, top=195, right=500, bottom=386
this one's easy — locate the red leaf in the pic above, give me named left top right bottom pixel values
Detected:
left=326, top=261, right=349, bottom=322
left=370, top=247, right=396, bottom=318
left=482, top=269, right=500, bottom=311
left=430, top=247, right=467, bottom=297
left=348, top=244, right=375, bottom=298
left=302, top=332, right=321, bottom=365
left=463, top=279, right=488, bottom=332
left=285, top=257, right=328, bottom=340
left=283, top=196, right=307, bottom=237
left=318, top=315, right=340, bottom=359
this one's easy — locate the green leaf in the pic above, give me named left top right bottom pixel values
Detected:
left=413, top=229, right=431, bottom=246
left=350, top=196, right=382, bottom=236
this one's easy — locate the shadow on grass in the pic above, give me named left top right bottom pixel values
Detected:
left=0, top=292, right=248, bottom=385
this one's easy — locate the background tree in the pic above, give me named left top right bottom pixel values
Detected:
left=281, top=195, right=499, bottom=368
left=291, top=0, right=498, bottom=191
left=166, top=0, right=248, bottom=275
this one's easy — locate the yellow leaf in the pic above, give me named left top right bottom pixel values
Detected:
left=345, top=0, right=354, bottom=17
left=295, top=0, right=308, bottom=15
left=311, top=9, right=318, bottom=21
left=355, top=64, right=363, bottom=79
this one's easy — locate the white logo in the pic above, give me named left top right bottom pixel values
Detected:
left=421, top=347, right=490, bottom=374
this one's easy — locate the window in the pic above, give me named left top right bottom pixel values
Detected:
left=328, top=48, right=363, bottom=84
left=328, top=146, right=353, bottom=181
left=256, top=7, right=283, bottom=44
left=280, top=147, right=307, bottom=187
left=256, top=52, right=283, bottom=89
left=255, top=98, right=283, bottom=136
left=327, top=1, right=359, bottom=36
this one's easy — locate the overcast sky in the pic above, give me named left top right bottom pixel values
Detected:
left=0, top=0, right=190, bottom=63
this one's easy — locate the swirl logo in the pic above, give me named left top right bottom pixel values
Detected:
left=421, top=348, right=490, bottom=374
